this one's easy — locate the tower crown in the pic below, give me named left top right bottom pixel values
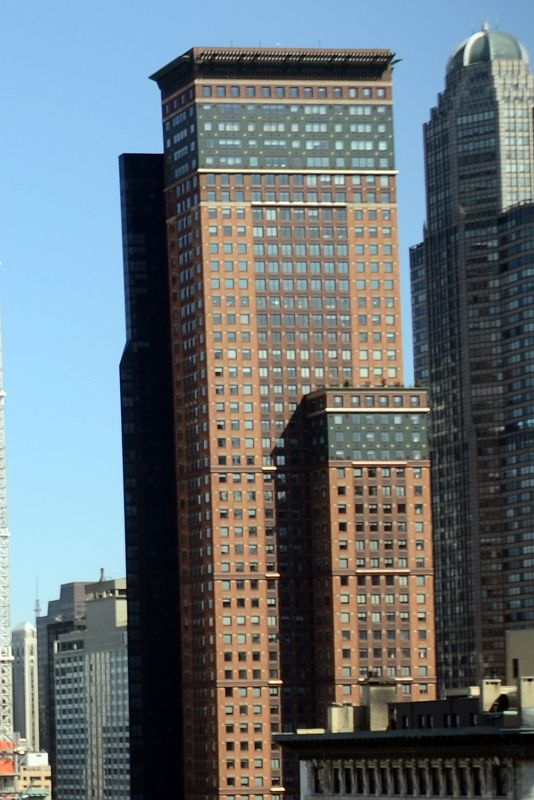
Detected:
left=447, top=27, right=529, bottom=73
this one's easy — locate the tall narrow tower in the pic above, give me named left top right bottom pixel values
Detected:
left=121, top=46, right=435, bottom=800
left=411, top=27, right=534, bottom=688
left=0, top=320, right=16, bottom=794
left=12, top=623, right=39, bottom=751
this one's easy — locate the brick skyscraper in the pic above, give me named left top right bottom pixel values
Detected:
left=120, top=47, right=435, bottom=800
left=411, top=27, right=534, bottom=689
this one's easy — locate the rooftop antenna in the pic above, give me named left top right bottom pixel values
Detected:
left=34, top=578, right=41, bottom=618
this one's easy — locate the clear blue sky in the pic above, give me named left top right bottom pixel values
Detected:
left=0, top=0, right=532, bottom=624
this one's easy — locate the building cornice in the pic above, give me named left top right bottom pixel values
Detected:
left=151, top=46, right=395, bottom=94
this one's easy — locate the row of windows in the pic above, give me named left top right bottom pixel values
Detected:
left=256, top=366, right=359, bottom=380
left=251, top=243, right=394, bottom=255
left=324, top=396, right=422, bottom=410
left=203, top=139, right=390, bottom=154
left=221, top=592, right=273, bottom=604
left=225, top=755, right=271, bottom=767
left=350, top=556, right=425, bottom=568
left=202, top=133, right=391, bottom=151
left=340, top=518, right=424, bottom=532
left=334, top=432, right=423, bottom=447
left=248, top=225, right=393, bottom=238
left=208, top=243, right=389, bottom=258
left=252, top=262, right=394, bottom=275
left=217, top=438, right=255, bottom=448
left=262, top=293, right=395, bottom=323
left=205, top=172, right=391, bottom=188
left=337, top=625, right=419, bottom=643
left=202, top=156, right=392, bottom=169
left=164, top=104, right=194, bottom=127
left=215, top=400, right=296, bottom=415
left=253, top=300, right=395, bottom=316
left=200, top=85, right=387, bottom=100
left=331, top=450, right=424, bottom=463
left=213, top=333, right=357, bottom=349
left=349, top=483, right=422, bottom=496
left=200, top=103, right=388, bottom=116
left=353, top=628, right=429, bottom=643
left=206, top=189, right=390, bottom=203
left=245, top=209, right=392, bottom=223
left=253, top=280, right=395, bottom=295
left=205, top=173, right=390, bottom=195
left=204, top=121, right=386, bottom=134
left=352, top=592, right=427, bottom=604
left=163, top=89, right=195, bottom=115
left=233, top=259, right=385, bottom=283
left=218, top=526, right=259, bottom=538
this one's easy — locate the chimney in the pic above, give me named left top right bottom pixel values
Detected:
left=519, top=677, right=534, bottom=727
left=327, top=704, right=355, bottom=733
left=360, top=679, right=397, bottom=731
left=481, top=679, right=503, bottom=712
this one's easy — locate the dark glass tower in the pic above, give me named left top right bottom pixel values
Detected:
left=411, top=27, right=534, bottom=688
left=119, top=154, right=183, bottom=799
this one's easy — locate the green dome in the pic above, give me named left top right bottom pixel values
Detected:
left=447, top=26, right=529, bottom=73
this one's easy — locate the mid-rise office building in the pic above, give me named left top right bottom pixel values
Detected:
left=15, top=750, right=52, bottom=798
left=120, top=46, right=435, bottom=800
left=12, top=621, right=39, bottom=750
left=37, top=580, right=89, bottom=771
left=53, top=576, right=129, bottom=800
left=411, top=27, right=534, bottom=688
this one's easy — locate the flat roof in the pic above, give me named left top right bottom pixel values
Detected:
left=151, top=46, right=395, bottom=94
left=276, top=726, right=534, bottom=758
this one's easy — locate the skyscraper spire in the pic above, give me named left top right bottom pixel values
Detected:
left=0, top=316, right=12, bottom=732
left=0, top=311, right=16, bottom=793
left=34, top=579, right=41, bottom=619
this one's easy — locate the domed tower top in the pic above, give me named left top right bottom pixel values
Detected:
left=447, top=24, right=529, bottom=73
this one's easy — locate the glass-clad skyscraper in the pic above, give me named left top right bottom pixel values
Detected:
left=411, top=27, right=534, bottom=688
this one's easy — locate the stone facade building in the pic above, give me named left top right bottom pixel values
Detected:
left=279, top=678, right=534, bottom=799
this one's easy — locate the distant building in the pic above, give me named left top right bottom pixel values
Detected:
left=278, top=677, right=534, bottom=800
left=36, top=580, right=90, bottom=773
left=15, top=750, right=52, bottom=798
left=12, top=622, right=39, bottom=750
left=53, top=576, right=129, bottom=800
left=506, top=629, right=534, bottom=684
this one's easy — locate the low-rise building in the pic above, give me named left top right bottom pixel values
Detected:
left=277, top=678, right=534, bottom=799
left=16, top=750, right=52, bottom=797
